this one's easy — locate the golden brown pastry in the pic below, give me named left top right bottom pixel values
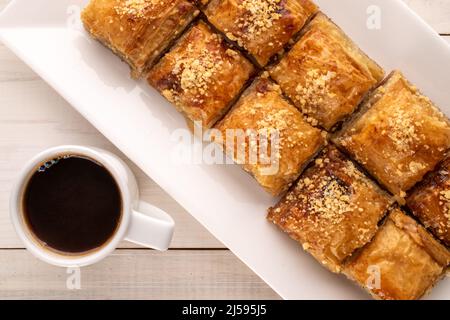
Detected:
left=345, top=208, right=450, bottom=300
left=81, top=0, right=199, bottom=78
left=269, top=13, right=384, bottom=130
left=204, top=0, right=318, bottom=66
left=267, top=146, right=393, bottom=272
left=196, top=0, right=210, bottom=6
left=407, top=156, right=450, bottom=247
left=215, top=76, right=325, bottom=196
left=148, top=22, right=255, bottom=129
left=334, top=70, right=450, bottom=200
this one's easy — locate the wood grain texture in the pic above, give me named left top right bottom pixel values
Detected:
left=0, top=42, right=223, bottom=249
left=0, top=250, right=279, bottom=299
left=0, top=0, right=449, bottom=299
left=0, top=0, right=448, bottom=249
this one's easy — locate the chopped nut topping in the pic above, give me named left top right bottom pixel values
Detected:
left=295, top=69, right=336, bottom=115
left=232, top=0, right=283, bottom=47
left=268, top=147, right=393, bottom=273
left=441, top=190, right=450, bottom=200
left=165, top=36, right=227, bottom=104
left=386, top=109, right=421, bottom=153
left=291, top=170, right=356, bottom=227
left=252, top=105, right=299, bottom=162
left=225, top=49, right=239, bottom=58
left=342, top=160, right=366, bottom=182
left=309, top=179, right=353, bottom=223
left=408, top=161, right=426, bottom=174
left=114, top=0, right=160, bottom=19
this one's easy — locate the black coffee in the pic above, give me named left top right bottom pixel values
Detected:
left=23, top=155, right=122, bottom=253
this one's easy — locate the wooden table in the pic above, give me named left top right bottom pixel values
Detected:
left=0, top=0, right=448, bottom=299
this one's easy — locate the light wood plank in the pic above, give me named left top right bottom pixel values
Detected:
left=0, top=0, right=448, bottom=300
left=0, top=40, right=223, bottom=248
left=0, top=249, right=280, bottom=299
left=0, top=82, right=223, bottom=249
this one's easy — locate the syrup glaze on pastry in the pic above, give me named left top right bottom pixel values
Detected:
left=407, top=156, right=450, bottom=246
left=345, top=208, right=450, bottom=300
left=215, top=76, right=325, bottom=196
left=205, top=0, right=318, bottom=66
left=334, top=71, right=450, bottom=200
left=148, top=22, right=255, bottom=128
left=268, top=146, right=393, bottom=272
left=270, top=13, right=384, bottom=130
left=81, top=0, right=199, bottom=78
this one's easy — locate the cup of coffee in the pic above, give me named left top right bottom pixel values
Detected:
left=10, top=145, right=175, bottom=267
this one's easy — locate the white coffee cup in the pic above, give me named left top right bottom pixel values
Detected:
left=10, top=145, right=175, bottom=267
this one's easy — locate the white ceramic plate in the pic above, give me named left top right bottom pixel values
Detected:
left=1, top=0, right=449, bottom=299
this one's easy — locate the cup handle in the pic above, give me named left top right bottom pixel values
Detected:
left=125, top=201, right=175, bottom=251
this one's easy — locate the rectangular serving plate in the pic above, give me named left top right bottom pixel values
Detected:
left=0, top=0, right=449, bottom=299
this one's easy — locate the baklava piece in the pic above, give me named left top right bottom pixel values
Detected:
left=407, top=156, right=450, bottom=246
left=334, top=71, right=450, bottom=200
left=196, top=0, right=210, bottom=6
left=267, top=146, right=393, bottom=272
left=204, top=0, right=318, bottom=66
left=148, top=22, right=255, bottom=129
left=215, top=76, right=325, bottom=196
left=269, top=13, right=384, bottom=130
left=81, top=0, right=199, bottom=78
left=345, top=208, right=450, bottom=300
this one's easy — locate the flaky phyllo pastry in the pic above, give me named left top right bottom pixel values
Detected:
left=215, top=76, right=325, bottom=196
left=81, top=0, right=199, bottom=78
left=148, top=22, right=255, bottom=129
left=407, top=155, right=450, bottom=247
left=344, top=208, right=450, bottom=300
left=82, top=0, right=450, bottom=300
left=268, top=147, right=393, bottom=273
left=269, top=13, right=384, bottom=130
left=334, top=71, right=450, bottom=200
left=205, top=0, right=317, bottom=66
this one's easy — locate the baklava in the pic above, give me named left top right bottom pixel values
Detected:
left=204, top=0, right=318, bottom=66
left=81, top=0, right=199, bottom=78
left=196, top=0, right=210, bottom=6
left=267, top=146, right=393, bottom=272
left=148, top=22, right=255, bottom=129
left=269, top=13, right=384, bottom=130
left=334, top=71, right=450, bottom=200
left=407, top=155, right=450, bottom=247
left=215, top=76, right=325, bottom=196
left=345, top=208, right=450, bottom=300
